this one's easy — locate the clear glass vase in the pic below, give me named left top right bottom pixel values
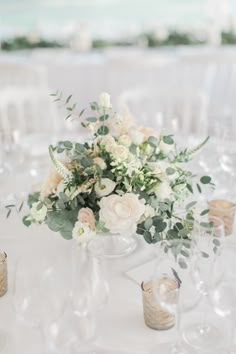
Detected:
left=87, top=232, right=137, bottom=259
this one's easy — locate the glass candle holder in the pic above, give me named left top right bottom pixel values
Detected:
left=208, top=199, right=236, bottom=236
left=0, top=252, right=7, bottom=297
left=141, top=279, right=176, bottom=331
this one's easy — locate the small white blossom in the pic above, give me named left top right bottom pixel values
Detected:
left=130, top=129, right=145, bottom=146
left=153, top=181, right=173, bottom=200
left=118, top=135, right=132, bottom=147
left=72, top=221, right=96, bottom=244
left=95, top=178, right=116, bottom=198
left=99, top=92, right=112, bottom=109
left=30, top=202, right=47, bottom=222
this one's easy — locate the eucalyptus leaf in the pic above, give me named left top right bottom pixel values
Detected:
left=163, top=135, right=174, bottom=145
left=143, top=231, right=152, bottom=244
left=200, top=176, right=211, bottom=184
left=144, top=217, right=153, bottom=230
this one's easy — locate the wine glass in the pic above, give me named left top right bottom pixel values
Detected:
left=208, top=278, right=236, bottom=354
left=152, top=239, right=198, bottom=354
left=13, top=252, right=72, bottom=353
left=0, top=130, right=24, bottom=176
left=183, top=216, right=225, bottom=352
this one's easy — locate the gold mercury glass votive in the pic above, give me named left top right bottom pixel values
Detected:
left=141, top=278, right=177, bottom=330
left=208, top=199, right=236, bottom=236
left=0, top=252, right=7, bottom=297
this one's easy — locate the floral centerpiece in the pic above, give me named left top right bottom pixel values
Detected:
left=22, top=92, right=211, bottom=259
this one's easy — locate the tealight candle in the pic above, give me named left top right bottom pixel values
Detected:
left=141, top=278, right=177, bottom=330
left=0, top=252, right=7, bottom=297
left=208, top=199, right=236, bottom=236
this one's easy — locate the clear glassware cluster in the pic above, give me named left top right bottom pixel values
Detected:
left=12, top=242, right=109, bottom=354
left=151, top=216, right=234, bottom=354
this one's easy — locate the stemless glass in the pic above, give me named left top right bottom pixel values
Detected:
left=183, top=216, right=225, bottom=352
left=152, top=239, right=198, bottom=354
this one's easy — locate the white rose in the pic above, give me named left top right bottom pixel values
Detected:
left=111, top=145, right=129, bottom=161
left=72, top=221, right=96, bottom=245
left=153, top=181, right=173, bottom=200
left=99, top=92, right=112, bottom=109
left=118, top=135, right=132, bottom=147
left=130, top=129, right=145, bottom=146
left=95, top=178, right=116, bottom=198
left=30, top=202, right=47, bottom=222
left=93, top=157, right=107, bottom=170
left=159, top=140, right=175, bottom=155
left=99, top=193, right=145, bottom=235
left=100, top=135, right=116, bottom=153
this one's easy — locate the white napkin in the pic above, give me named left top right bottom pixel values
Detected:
left=125, top=259, right=156, bottom=285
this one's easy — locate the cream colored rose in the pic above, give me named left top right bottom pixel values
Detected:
left=72, top=221, right=96, bottom=245
left=111, top=145, right=129, bottom=161
left=95, top=178, right=116, bottom=198
left=78, top=208, right=96, bottom=230
left=99, top=193, right=145, bottom=235
left=30, top=202, right=47, bottom=222
left=99, top=92, right=112, bottom=108
left=118, top=134, right=132, bottom=147
left=130, top=129, right=145, bottom=145
left=93, top=157, right=107, bottom=170
left=100, top=135, right=116, bottom=153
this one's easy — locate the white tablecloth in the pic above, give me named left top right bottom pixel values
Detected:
left=1, top=208, right=236, bottom=354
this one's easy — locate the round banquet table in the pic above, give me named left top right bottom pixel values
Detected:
left=1, top=208, right=236, bottom=354
left=0, top=142, right=236, bottom=354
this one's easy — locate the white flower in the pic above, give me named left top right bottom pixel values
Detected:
left=99, top=193, right=145, bottom=235
left=95, top=178, right=116, bottom=198
left=153, top=181, right=173, bottom=200
left=30, top=202, right=47, bottom=222
left=100, top=135, right=116, bottom=153
left=118, top=135, right=132, bottom=147
left=111, top=145, right=130, bottom=161
left=72, top=221, right=95, bottom=244
left=129, top=129, right=145, bottom=146
left=159, top=140, right=175, bottom=155
left=93, top=157, right=107, bottom=170
left=99, top=92, right=112, bottom=109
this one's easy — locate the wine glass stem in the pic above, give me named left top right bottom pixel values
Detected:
left=172, top=303, right=181, bottom=351
left=201, top=295, right=208, bottom=331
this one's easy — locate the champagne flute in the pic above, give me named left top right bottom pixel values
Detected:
left=183, top=216, right=225, bottom=352
left=152, top=239, right=197, bottom=354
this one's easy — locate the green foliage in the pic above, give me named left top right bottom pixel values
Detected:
left=1, top=36, right=64, bottom=51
